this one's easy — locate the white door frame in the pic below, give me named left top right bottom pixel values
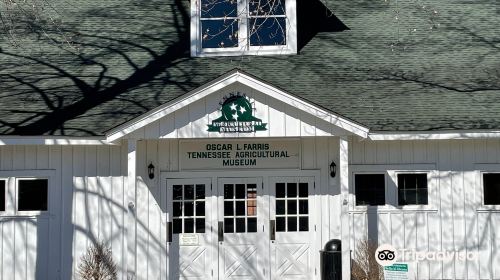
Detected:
left=160, top=169, right=321, bottom=279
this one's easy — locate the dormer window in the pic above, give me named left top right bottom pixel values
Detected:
left=191, top=0, right=297, bottom=57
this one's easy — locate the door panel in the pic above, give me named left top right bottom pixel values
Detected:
left=167, top=178, right=213, bottom=280
left=270, top=177, right=316, bottom=279
left=218, top=178, right=267, bottom=280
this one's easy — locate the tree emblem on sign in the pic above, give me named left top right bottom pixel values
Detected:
left=208, top=93, right=267, bottom=133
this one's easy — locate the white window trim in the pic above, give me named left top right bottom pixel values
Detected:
left=349, top=164, right=438, bottom=212
left=475, top=164, right=500, bottom=211
left=392, top=171, right=437, bottom=211
left=0, top=170, right=54, bottom=217
left=191, top=0, right=297, bottom=57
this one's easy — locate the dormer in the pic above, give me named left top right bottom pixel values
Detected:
left=190, top=0, right=297, bottom=57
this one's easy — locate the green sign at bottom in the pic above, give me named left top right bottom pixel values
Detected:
left=385, top=263, right=408, bottom=272
left=384, top=263, right=410, bottom=280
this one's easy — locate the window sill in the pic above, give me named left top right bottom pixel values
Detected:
left=350, top=205, right=438, bottom=214
left=0, top=211, right=50, bottom=218
left=193, top=47, right=297, bottom=57
left=477, top=206, right=500, bottom=212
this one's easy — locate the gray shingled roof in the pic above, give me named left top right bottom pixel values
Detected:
left=0, top=0, right=499, bottom=136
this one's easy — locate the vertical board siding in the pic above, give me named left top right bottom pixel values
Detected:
left=138, top=84, right=350, bottom=139
left=0, top=145, right=127, bottom=280
left=348, top=139, right=500, bottom=280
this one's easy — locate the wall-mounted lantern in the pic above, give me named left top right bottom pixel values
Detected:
left=148, top=162, right=155, bottom=179
left=330, top=161, right=337, bottom=178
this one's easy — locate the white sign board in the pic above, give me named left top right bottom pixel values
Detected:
left=179, top=139, right=300, bottom=170
left=384, top=263, right=411, bottom=280
left=179, top=234, right=199, bottom=246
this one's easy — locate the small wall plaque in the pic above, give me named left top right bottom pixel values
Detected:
left=179, top=234, right=199, bottom=246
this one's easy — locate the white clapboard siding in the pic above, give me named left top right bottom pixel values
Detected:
left=133, top=83, right=351, bottom=139
left=0, top=145, right=126, bottom=280
left=348, top=138, right=500, bottom=280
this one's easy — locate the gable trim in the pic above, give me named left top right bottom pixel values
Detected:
left=0, top=136, right=115, bottom=145
left=368, top=130, right=500, bottom=140
left=105, top=70, right=370, bottom=141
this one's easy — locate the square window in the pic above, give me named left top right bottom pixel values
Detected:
left=18, top=179, right=48, bottom=211
left=483, top=173, right=500, bottom=205
left=355, top=174, right=385, bottom=206
left=194, top=0, right=296, bottom=56
left=398, top=174, right=428, bottom=205
left=0, top=180, right=5, bottom=211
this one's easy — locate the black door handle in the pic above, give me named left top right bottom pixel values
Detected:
left=270, top=220, right=276, bottom=241
left=218, top=221, right=224, bottom=242
left=167, top=221, right=172, bottom=243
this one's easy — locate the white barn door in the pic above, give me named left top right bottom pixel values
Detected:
left=269, top=177, right=317, bottom=279
left=166, top=178, right=213, bottom=280
left=217, top=177, right=268, bottom=280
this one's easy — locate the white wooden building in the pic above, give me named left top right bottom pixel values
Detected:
left=1, top=71, right=500, bottom=279
left=1, top=0, right=500, bottom=279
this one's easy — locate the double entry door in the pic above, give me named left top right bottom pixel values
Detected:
left=166, top=176, right=317, bottom=280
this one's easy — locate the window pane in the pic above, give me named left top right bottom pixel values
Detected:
left=276, top=183, right=285, bottom=198
left=18, top=179, right=48, bottom=211
left=247, top=199, right=257, bottom=216
left=224, top=201, right=234, bottom=216
left=224, top=184, right=234, bottom=199
left=299, top=183, right=308, bottom=197
left=235, top=184, right=246, bottom=199
left=184, top=219, right=194, bottom=233
left=184, top=201, right=194, bottom=216
left=355, top=174, right=385, bottom=206
left=196, top=218, right=205, bottom=233
left=287, top=217, right=297, bottom=232
left=299, top=217, right=309, bottom=231
left=276, top=200, right=285, bottom=215
left=484, top=173, right=500, bottom=205
left=287, top=183, right=297, bottom=198
left=236, top=218, right=246, bottom=233
left=249, top=17, right=286, bottom=46
left=184, top=185, right=194, bottom=200
left=247, top=218, right=257, bottom=232
left=196, top=201, right=205, bottom=216
left=224, top=218, right=234, bottom=233
left=236, top=201, right=245, bottom=216
left=173, top=218, right=182, bottom=234
left=417, top=189, right=428, bottom=205
left=173, top=185, right=183, bottom=200
left=299, top=200, right=308, bottom=214
left=201, top=0, right=237, bottom=18
left=249, top=0, right=285, bottom=16
left=276, top=217, right=286, bottom=232
left=173, top=202, right=182, bottom=217
left=196, top=184, right=205, bottom=199
left=247, top=184, right=257, bottom=199
left=287, top=200, right=297, bottom=214
left=202, top=19, right=239, bottom=49
left=0, top=180, right=5, bottom=211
